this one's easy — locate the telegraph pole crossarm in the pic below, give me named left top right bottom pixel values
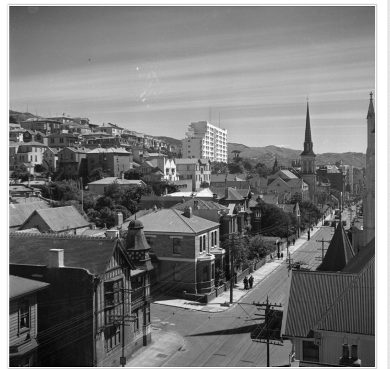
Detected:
left=252, top=297, right=284, bottom=367
left=315, top=238, right=331, bottom=261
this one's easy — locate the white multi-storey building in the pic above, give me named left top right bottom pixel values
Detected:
left=182, top=121, right=227, bottom=163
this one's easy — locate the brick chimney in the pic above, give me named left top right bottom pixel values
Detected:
left=115, top=212, right=123, bottom=226
left=49, top=249, right=64, bottom=268
left=212, top=193, right=218, bottom=203
left=193, top=200, right=199, bottom=210
left=183, top=206, right=192, bottom=218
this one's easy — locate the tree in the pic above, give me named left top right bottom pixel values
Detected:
left=88, top=167, right=109, bottom=183
left=247, top=234, right=276, bottom=260
left=255, top=162, right=272, bottom=178
left=149, top=182, right=177, bottom=196
left=255, top=202, right=291, bottom=237
left=11, top=166, right=30, bottom=182
left=9, top=115, right=18, bottom=124
left=228, top=162, right=244, bottom=174
left=200, top=181, right=210, bottom=188
left=123, top=169, right=142, bottom=180
left=210, top=161, right=228, bottom=175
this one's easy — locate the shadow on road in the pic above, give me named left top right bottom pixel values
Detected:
left=187, top=323, right=258, bottom=337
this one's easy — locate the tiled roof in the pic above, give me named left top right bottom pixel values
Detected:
left=9, top=275, right=49, bottom=300
left=120, top=209, right=219, bottom=234
left=317, top=221, right=355, bottom=272
left=314, top=257, right=374, bottom=336
left=172, top=198, right=228, bottom=211
left=9, top=201, right=51, bottom=228
left=283, top=271, right=355, bottom=338
left=342, top=237, right=375, bottom=273
left=20, top=206, right=89, bottom=232
left=278, top=170, right=298, bottom=179
left=88, top=177, right=146, bottom=186
left=9, top=233, right=134, bottom=275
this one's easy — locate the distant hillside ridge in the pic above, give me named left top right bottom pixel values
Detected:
left=228, top=143, right=366, bottom=168
left=155, top=136, right=182, bottom=147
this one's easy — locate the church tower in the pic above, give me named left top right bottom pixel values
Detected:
left=363, top=92, right=375, bottom=244
left=300, top=101, right=317, bottom=203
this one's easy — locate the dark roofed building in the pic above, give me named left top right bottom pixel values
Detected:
left=9, top=201, right=51, bottom=232
left=317, top=221, right=355, bottom=272
left=9, top=233, right=152, bottom=367
left=18, top=205, right=89, bottom=234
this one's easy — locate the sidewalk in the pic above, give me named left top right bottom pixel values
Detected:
left=125, top=328, right=185, bottom=367
left=125, top=215, right=333, bottom=367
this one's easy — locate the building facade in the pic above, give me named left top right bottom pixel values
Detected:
left=86, top=148, right=132, bottom=177
left=182, top=121, right=227, bottom=163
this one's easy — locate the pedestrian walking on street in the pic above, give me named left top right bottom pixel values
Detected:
left=243, top=276, right=249, bottom=290
left=292, top=238, right=295, bottom=246
left=249, top=275, right=254, bottom=289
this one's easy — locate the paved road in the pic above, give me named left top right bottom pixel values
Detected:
left=151, top=223, right=330, bottom=367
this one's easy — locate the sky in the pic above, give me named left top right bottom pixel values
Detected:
left=9, top=5, right=375, bottom=153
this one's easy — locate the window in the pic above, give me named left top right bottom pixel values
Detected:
left=302, top=340, right=319, bottom=362
left=19, top=300, right=30, bottom=332
left=203, top=235, right=206, bottom=252
left=104, top=278, right=123, bottom=350
left=202, top=266, right=209, bottom=281
left=134, top=309, right=139, bottom=332
left=50, top=138, right=54, bottom=143
left=173, top=238, right=181, bottom=255
left=212, top=264, right=215, bottom=279
left=59, top=138, right=64, bottom=143
left=166, top=168, right=169, bottom=175
left=70, top=153, right=74, bottom=160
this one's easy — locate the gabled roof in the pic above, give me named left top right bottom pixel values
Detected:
left=88, top=177, right=146, bottom=186
left=260, top=193, right=279, bottom=205
left=286, top=178, right=307, bottom=188
left=172, top=198, right=228, bottom=211
left=317, top=222, right=355, bottom=272
left=342, top=237, right=375, bottom=273
left=209, top=187, right=244, bottom=201
left=9, top=233, right=135, bottom=275
left=9, top=275, right=49, bottom=300
left=20, top=206, right=89, bottom=232
left=9, top=201, right=51, bottom=228
left=120, top=209, right=219, bottom=234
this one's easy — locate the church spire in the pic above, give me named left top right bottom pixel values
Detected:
left=367, top=91, right=375, bottom=119
left=302, top=100, right=315, bottom=155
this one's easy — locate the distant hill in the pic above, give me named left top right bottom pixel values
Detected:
left=228, top=143, right=366, bottom=169
left=155, top=136, right=182, bottom=147
left=10, top=110, right=40, bottom=124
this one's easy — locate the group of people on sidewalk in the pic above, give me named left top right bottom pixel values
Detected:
left=243, top=275, right=254, bottom=290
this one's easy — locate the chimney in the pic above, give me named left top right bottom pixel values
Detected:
left=193, top=200, right=199, bottom=210
left=339, top=344, right=350, bottom=366
left=183, top=206, right=192, bottom=218
left=89, top=223, right=96, bottom=229
left=115, top=212, right=123, bottom=226
left=225, top=187, right=229, bottom=199
left=213, top=193, right=218, bottom=203
left=49, top=249, right=64, bottom=268
left=121, top=172, right=124, bottom=180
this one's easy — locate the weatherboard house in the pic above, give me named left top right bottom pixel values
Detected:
left=9, top=232, right=152, bottom=367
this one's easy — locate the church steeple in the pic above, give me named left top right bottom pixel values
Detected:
left=302, top=101, right=315, bottom=155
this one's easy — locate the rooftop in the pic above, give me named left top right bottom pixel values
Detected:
left=9, top=201, right=51, bottom=228
left=88, top=177, right=146, bottom=186
left=9, top=275, right=49, bottom=300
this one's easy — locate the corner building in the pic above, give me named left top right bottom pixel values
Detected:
left=182, top=121, right=228, bottom=163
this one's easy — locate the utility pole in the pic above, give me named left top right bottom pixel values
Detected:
left=252, top=296, right=283, bottom=367
left=230, top=233, right=235, bottom=304
left=316, top=238, right=331, bottom=261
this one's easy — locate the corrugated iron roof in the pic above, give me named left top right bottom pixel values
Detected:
left=314, top=258, right=374, bottom=335
left=20, top=206, right=89, bottom=232
left=283, top=271, right=355, bottom=338
left=9, top=201, right=51, bottom=228
left=120, top=208, right=219, bottom=234
left=9, top=275, right=49, bottom=300
left=9, top=233, right=134, bottom=275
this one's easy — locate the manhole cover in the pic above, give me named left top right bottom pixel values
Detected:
left=156, top=353, right=168, bottom=358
